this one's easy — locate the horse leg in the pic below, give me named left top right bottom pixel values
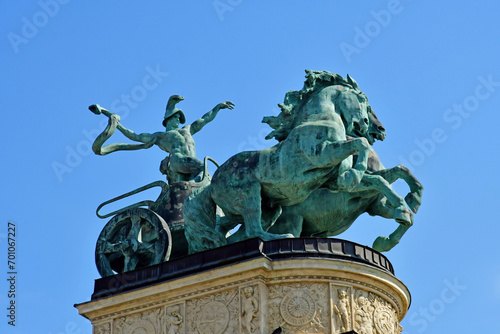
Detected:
left=355, top=174, right=412, bottom=226
left=368, top=198, right=412, bottom=252
left=183, top=186, right=227, bottom=254
left=235, top=183, right=293, bottom=241
left=225, top=203, right=283, bottom=244
left=339, top=138, right=371, bottom=191
left=371, top=165, right=423, bottom=213
left=314, top=138, right=371, bottom=191
left=261, top=200, right=282, bottom=232
left=268, top=206, right=304, bottom=237
left=373, top=225, right=410, bottom=252
left=215, top=214, right=240, bottom=238
left=222, top=213, right=248, bottom=244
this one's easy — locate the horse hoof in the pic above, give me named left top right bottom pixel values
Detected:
left=405, top=193, right=421, bottom=213
left=372, top=236, right=391, bottom=252
left=394, top=208, right=412, bottom=226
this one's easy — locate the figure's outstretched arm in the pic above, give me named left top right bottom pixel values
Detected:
left=189, top=101, right=234, bottom=135
left=88, top=104, right=157, bottom=155
left=116, top=123, right=156, bottom=144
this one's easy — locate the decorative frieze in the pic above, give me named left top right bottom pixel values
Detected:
left=77, top=251, right=410, bottom=334
left=268, top=282, right=329, bottom=333
left=186, top=289, right=239, bottom=334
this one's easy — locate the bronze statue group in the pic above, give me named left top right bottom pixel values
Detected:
left=89, top=70, right=422, bottom=276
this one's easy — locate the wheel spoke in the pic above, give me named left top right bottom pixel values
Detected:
left=129, top=215, right=142, bottom=238
left=96, top=208, right=171, bottom=277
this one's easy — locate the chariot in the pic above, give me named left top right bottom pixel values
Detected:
left=94, top=160, right=215, bottom=277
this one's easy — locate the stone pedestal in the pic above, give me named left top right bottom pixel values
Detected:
left=76, top=238, right=410, bottom=334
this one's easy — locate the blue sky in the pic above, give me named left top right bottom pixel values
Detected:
left=1, top=1, right=499, bottom=333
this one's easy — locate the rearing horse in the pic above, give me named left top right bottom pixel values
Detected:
left=183, top=71, right=376, bottom=253
left=266, top=106, right=423, bottom=251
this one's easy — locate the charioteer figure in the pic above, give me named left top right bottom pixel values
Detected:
left=89, top=95, right=235, bottom=274
left=89, top=95, right=234, bottom=183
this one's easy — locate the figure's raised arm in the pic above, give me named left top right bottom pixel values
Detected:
left=116, top=123, right=156, bottom=144
left=88, top=104, right=156, bottom=155
left=189, top=101, right=234, bottom=135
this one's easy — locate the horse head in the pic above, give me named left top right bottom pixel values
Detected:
left=366, top=106, right=386, bottom=145
left=334, top=75, right=371, bottom=139
left=263, top=71, right=380, bottom=145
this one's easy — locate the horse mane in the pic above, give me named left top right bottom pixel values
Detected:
left=263, top=70, right=361, bottom=142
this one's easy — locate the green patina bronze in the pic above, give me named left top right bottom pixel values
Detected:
left=87, top=70, right=423, bottom=277
left=220, top=105, right=423, bottom=252
left=89, top=95, right=234, bottom=183
left=184, top=71, right=391, bottom=253
left=88, top=96, right=233, bottom=276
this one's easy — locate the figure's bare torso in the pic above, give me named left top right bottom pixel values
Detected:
left=155, top=127, right=197, bottom=158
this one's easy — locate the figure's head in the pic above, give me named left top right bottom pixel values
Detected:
left=163, top=112, right=183, bottom=129
left=163, top=95, right=186, bottom=128
left=243, top=286, right=254, bottom=297
left=358, top=295, right=367, bottom=306
left=170, top=305, right=180, bottom=315
left=337, top=288, right=347, bottom=299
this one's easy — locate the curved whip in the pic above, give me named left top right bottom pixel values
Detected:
left=89, top=104, right=155, bottom=155
left=201, top=156, right=220, bottom=181
left=96, top=181, right=167, bottom=219
left=95, top=156, right=219, bottom=219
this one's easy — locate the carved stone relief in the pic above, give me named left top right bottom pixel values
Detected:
left=331, top=285, right=353, bottom=333
left=94, top=322, right=110, bottom=334
left=240, top=285, right=260, bottom=334
left=113, top=307, right=162, bottom=334
left=268, top=283, right=329, bottom=334
left=89, top=277, right=406, bottom=334
left=186, top=289, right=240, bottom=334
left=165, top=304, right=185, bottom=334
left=352, top=290, right=399, bottom=334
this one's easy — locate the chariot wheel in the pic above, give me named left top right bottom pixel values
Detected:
left=95, top=208, right=172, bottom=277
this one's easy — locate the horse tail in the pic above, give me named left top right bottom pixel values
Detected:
left=183, top=182, right=227, bottom=254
